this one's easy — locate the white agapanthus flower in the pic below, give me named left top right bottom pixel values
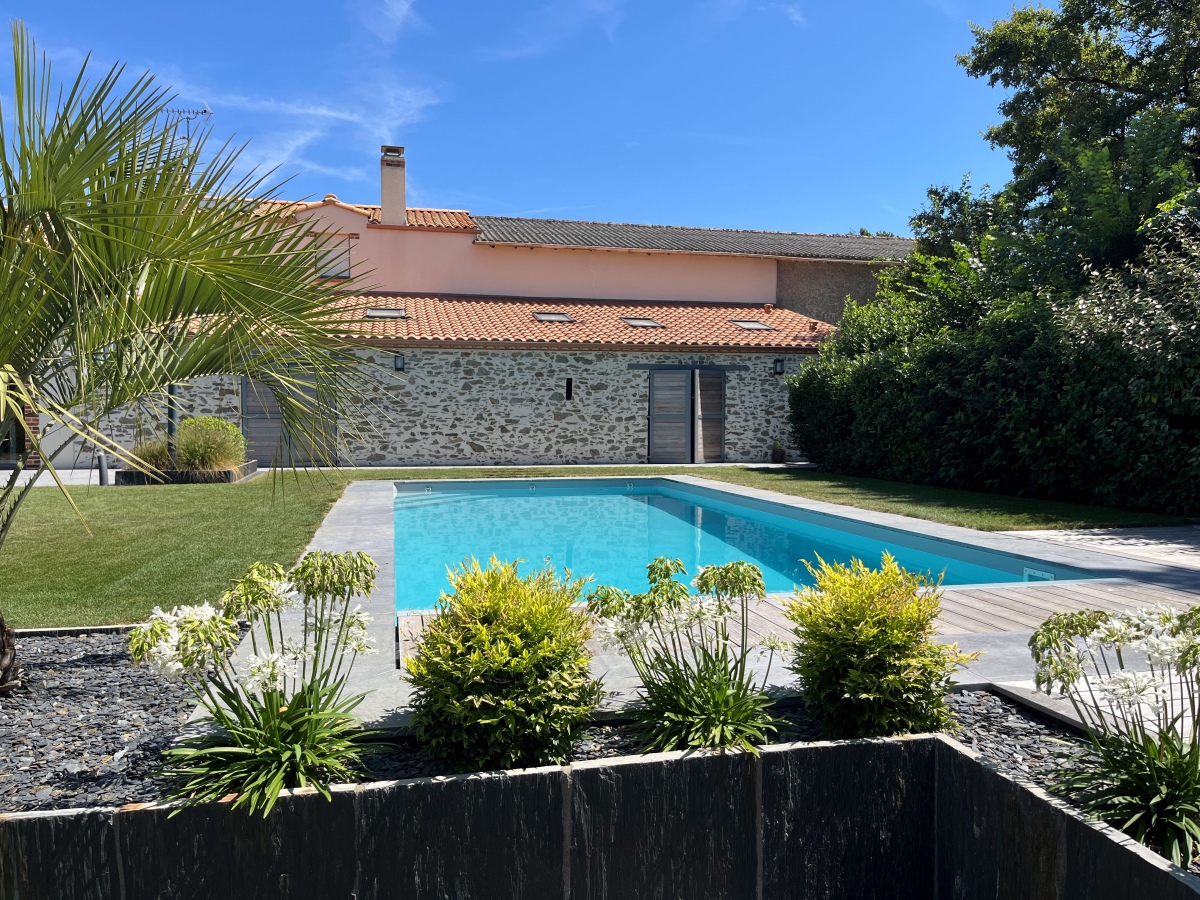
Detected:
left=144, top=627, right=185, bottom=680
left=343, top=605, right=377, bottom=655
left=240, top=652, right=298, bottom=694
left=1131, top=631, right=1188, bottom=668
left=1094, top=670, right=1166, bottom=715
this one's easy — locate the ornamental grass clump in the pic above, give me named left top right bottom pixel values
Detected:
left=589, top=557, right=783, bottom=753
left=1030, top=606, right=1200, bottom=866
left=405, top=557, right=601, bottom=772
left=785, top=553, right=975, bottom=739
left=128, top=550, right=378, bottom=816
left=176, top=415, right=246, bottom=471
left=131, top=437, right=171, bottom=470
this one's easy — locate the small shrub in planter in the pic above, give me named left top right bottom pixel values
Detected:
left=785, top=553, right=975, bottom=738
left=1031, top=606, right=1200, bottom=866
left=590, top=557, right=783, bottom=752
left=128, top=550, right=379, bottom=815
left=176, top=415, right=246, bottom=471
left=405, top=557, right=601, bottom=771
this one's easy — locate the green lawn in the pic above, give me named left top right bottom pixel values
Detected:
left=0, top=465, right=1185, bottom=628
left=0, top=476, right=347, bottom=628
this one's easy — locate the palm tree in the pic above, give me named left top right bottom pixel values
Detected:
left=0, top=23, right=381, bottom=691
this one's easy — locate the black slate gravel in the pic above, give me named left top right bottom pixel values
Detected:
left=0, top=632, right=197, bottom=812
left=0, top=631, right=1090, bottom=813
left=946, top=689, right=1089, bottom=791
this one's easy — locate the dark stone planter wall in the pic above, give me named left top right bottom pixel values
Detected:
left=1, top=736, right=1197, bottom=900
left=114, top=460, right=258, bottom=486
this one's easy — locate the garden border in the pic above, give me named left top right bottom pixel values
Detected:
left=2, top=734, right=1196, bottom=899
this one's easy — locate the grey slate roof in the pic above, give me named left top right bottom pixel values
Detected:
left=473, top=215, right=915, bottom=262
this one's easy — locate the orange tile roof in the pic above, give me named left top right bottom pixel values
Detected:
left=253, top=196, right=477, bottom=229
left=329, top=294, right=832, bottom=351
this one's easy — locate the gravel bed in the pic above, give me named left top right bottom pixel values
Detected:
left=0, top=632, right=196, bottom=812
left=946, top=689, right=1089, bottom=790
left=0, top=631, right=1089, bottom=813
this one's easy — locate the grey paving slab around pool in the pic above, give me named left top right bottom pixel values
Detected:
left=281, top=475, right=1200, bottom=731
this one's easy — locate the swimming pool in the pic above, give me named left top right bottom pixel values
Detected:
left=392, top=478, right=1095, bottom=611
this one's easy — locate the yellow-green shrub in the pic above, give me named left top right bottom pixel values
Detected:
left=405, top=557, right=601, bottom=771
left=785, top=553, right=975, bottom=738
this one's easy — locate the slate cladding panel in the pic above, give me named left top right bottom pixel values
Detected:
left=569, top=751, right=758, bottom=900
left=2, top=737, right=1199, bottom=899
left=761, top=738, right=936, bottom=900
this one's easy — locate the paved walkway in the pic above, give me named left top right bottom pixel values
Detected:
left=294, top=477, right=1200, bottom=730
left=1002, top=526, right=1200, bottom=572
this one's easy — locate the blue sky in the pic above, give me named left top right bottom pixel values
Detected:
left=9, top=1, right=1019, bottom=235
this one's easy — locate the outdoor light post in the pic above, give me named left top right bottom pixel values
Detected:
left=166, top=382, right=178, bottom=468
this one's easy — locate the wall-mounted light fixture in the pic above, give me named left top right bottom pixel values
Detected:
left=773, top=359, right=785, bottom=376
left=394, top=355, right=406, bottom=372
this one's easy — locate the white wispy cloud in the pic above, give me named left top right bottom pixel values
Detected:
left=772, top=4, right=805, bottom=27
left=164, top=69, right=439, bottom=185
left=488, top=0, right=625, bottom=60
left=359, top=0, right=425, bottom=45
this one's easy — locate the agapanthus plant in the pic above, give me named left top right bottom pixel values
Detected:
left=1030, top=605, right=1200, bottom=865
left=588, top=557, right=783, bottom=752
left=128, top=550, right=379, bottom=815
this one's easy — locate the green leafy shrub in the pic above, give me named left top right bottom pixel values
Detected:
left=1030, top=607, right=1200, bottom=865
left=131, top=437, right=171, bottom=469
left=176, top=416, right=246, bottom=471
left=405, top=557, right=600, bottom=771
left=785, top=553, right=975, bottom=739
left=128, top=550, right=379, bottom=815
left=788, top=220, right=1200, bottom=516
left=589, top=558, right=782, bottom=753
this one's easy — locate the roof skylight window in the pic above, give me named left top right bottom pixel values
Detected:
left=730, top=319, right=774, bottom=331
left=620, top=316, right=665, bottom=328
left=533, top=311, right=574, bottom=323
left=364, top=307, right=407, bottom=319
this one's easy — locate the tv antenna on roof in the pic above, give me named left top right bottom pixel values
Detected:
left=163, top=104, right=212, bottom=144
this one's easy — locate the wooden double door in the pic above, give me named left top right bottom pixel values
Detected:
left=647, top=369, right=726, bottom=463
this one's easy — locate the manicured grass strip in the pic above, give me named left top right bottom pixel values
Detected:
left=0, top=476, right=346, bottom=628
left=346, top=465, right=1187, bottom=531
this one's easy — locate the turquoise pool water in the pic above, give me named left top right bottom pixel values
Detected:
left=393, top=478, right=1093, bottom=611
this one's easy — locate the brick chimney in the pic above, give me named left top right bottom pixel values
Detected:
left=380, top=145, right=406, bottom=226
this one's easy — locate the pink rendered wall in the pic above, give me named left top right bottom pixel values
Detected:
left=301, top=206, right=777, bottom=303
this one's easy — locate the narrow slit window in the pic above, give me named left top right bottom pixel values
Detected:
left=565, top=378, right=573, bottom=400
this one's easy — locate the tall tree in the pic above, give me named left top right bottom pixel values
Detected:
left=0, top=24, right=379, bottom=691
left=961, top=0, right=1200, bottom=280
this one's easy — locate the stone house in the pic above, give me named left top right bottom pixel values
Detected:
left=29, top=147, right=913, bottom=468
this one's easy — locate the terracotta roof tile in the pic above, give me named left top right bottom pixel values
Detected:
left=330, top=294, right=832, bottom=351
left=404, top=208, right=475, bottom=229
left=253, top=197, right=477, bottom=229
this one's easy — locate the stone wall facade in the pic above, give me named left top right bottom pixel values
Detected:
left=775, top=259, right=886, bottom=324
left=341, top=347, right=809, bottom=466
left=42, top=349, right=809, bottom=468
